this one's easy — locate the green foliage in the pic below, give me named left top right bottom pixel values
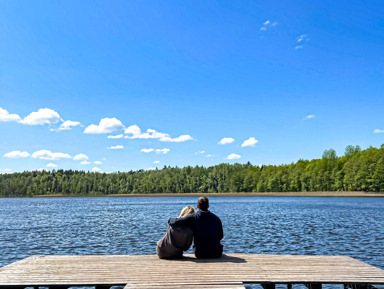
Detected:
left=1, top=144, right=384, bottom=197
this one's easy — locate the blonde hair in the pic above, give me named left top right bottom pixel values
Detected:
left=179, top=205, right=195, bottom=218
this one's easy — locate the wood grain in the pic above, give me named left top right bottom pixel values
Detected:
left=0, top=254, right=383, bottom=288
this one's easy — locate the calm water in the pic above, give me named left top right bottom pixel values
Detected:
left=1, top=196, right=383, bottom=278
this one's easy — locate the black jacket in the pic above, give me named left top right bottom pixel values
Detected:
left=169, top=210, right=223, bottom=258
left=156, top=225, right=193, bottom=259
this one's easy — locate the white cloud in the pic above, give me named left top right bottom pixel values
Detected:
left=226, top=153, right=241, bottom=160
left=141, top=148, right=154, bottom=153
left=20, top=108, right=61, bottom=125
left=295, top=35, right=309, bottom=50
left=125, top=125, right=168, bottom=139
left=3, top=150, right=30, bottom=158
left=92, top=167, right=103, bottom=173
left=241, top=137, right=258, bottom=147
left=218, top=137, right=235, bottom=145
left=31, top=150, right=71, bottom=160
left=0, top=107, right=21, bottom=122
left=46, top=163, right=57, bottom=168
left=147, top=167, right=156, bottom=171
left=124, top=125, right=193, bottom=142
left=107, top=145, right=124, bottom=150
left=206, top=154, right=214, bottom=158
left=160, top=134, right=194, bottom=142
left=84, top=117, right=124, bottom=134
left=124, top=124, right=142, bottom=135
left=80, top=160, right=91, bottom=165
left=51, top=120, right=81, bottom=132
left=304, top=114, right=316, bottom=120
left=73, top=153, right=89, bottom=161
left=107, top=134, right=124, bottom=139
left=297, top=34, right=308, bottom=43
left=260, top=20, right=278, bottom=31
left=374, top=129, right=384, bottom=134
left=153, top=160, right=160, bottom=164
left=155, top=148, right=170, bottom=154
left=94, top=161, right=102, bottom=165
left=196, top=150, right=206, bottom=154
left=4, top=168, right=12, bottom=172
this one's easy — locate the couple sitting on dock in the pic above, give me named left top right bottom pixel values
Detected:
left=156, top=196, right=224, bottom=259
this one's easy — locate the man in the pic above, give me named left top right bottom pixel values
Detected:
left=168, top=196, right=224, bottom=258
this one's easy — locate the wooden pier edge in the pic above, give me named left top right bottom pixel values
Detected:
left=1, top=254, right=384, bottom=289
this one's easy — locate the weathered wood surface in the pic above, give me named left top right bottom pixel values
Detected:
left=1, top=254, right=384, bottom=288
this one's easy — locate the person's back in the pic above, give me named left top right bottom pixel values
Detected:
left=193, top=209, right=223, bottom=258
left=156, top=225, right=193, bottom=259
left=156, top=206, right=195, bottom=259
left=168, top=196, right=223, bottom=258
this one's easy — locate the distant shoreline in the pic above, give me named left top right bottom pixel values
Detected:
left=22, top=191, right=384, bottom=198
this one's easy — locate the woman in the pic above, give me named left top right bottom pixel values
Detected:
left=156, top=206, right=195, bottom=259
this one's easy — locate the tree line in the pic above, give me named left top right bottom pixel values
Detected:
left=1, top=144, right=384, bottom=197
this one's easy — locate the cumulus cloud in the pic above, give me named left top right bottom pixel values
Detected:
left=107, top=134, right=124, bottom=139
left=31, top=150, right=71, bottom=160
left=218, top=137, right=235, bottom=145
left=1, top=107, right=70, bottom=130
left=141, top=148, right=170, bottom=154
left=160, top=135, right=194, bottom=142
left=124, top=125, right=142, bottom=136
left=73, top=153, right=88, bottom=161
left=153, top=161, right=160, bottom=164
left=3, top=150, right=30, bottom=158
left=84, top=117, right=124, bottom=134
left=141, top=148, right=155, bottom=153
left=374, top=129, right=384, bottom=134
left=94, top=161, right=102, bottom=165
left=304, top=114, right=316, bottom=120
left=226, top=153, right=241, bottom=160
left=241, top=137, right=258, bottom=147
left=20, top=108, right=61, bottom=125
left=124, top=125, right=193, bottom=142
left=125, top=125, right=168, bottom=139
left=147, top=167, right=156, bottom=171
left=206, top=154, right=214, bottom=158
left=107, top=145, right=124, bottom=150
left=92, top=167, right=103, bottom=173
left=155, top=148, right=170, bottom=154
left=46, top=163, right=57, bottom=168
left=0, top=107, right=21, bottom=122
left=51, top=120, right=81, bottom=132
left=80, top=161, right=91, bottom=165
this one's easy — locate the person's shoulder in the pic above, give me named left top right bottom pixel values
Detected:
left=209, top=211, right=222, bottom=221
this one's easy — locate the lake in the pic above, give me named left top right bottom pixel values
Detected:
left=1, top=196, right=383, bottom=275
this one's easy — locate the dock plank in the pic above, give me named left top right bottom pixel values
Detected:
left=0, top=254, right=384, bottom=288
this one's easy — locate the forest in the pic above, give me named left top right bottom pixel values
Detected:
left=1, top=145, right=384, bottom=197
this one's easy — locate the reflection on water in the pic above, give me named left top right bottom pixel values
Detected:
left=1, top=196, right=384, bottom=287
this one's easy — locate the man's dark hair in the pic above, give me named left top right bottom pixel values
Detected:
left=198, top=196, right=209, bottom=211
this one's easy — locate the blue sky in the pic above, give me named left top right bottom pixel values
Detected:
left=1, top=0, right=384, bottom=173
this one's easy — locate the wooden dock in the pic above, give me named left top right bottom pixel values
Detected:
left=1, top=254, right=384, bottom=289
